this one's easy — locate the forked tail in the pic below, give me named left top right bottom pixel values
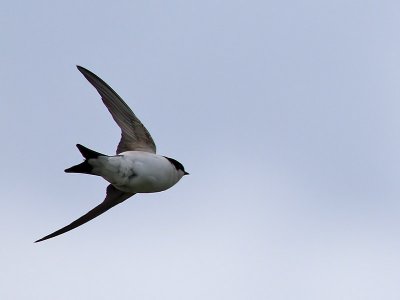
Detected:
left=64, top=144, right=106, bottom=175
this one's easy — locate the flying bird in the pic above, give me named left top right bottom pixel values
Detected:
left=35, top=66, right=188, bottom=243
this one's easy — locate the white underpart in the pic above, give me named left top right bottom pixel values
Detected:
left=89, top=151, right=184, bottom=193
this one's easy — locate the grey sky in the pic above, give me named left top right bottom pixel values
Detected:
left=1, top=0, right=400, bottom=299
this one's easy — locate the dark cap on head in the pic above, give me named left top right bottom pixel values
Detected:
left=164, top=156, right=189, bottom=175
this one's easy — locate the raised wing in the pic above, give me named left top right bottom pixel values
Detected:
left=77, top=66, right=157, bottom=154
left=35, top=185, right=134, bottom=243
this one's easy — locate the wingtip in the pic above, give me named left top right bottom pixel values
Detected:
left=76, top=65, right=87, bottom=74
left=34, top=233, right=58, bottom=243
left=77, top=65, right=93, bottom=75
left=76, top=66, right=100, bottom=81
left=76, top=65, right=94, bottom=75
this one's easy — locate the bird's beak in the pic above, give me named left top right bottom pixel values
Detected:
left=184, top=171, right=189, bottom=175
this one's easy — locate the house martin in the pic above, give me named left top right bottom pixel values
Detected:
left=35, top=66, right=188, bottom=243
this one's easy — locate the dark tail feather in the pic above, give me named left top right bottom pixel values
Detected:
left=64, top=144, right=106, bottom=175
left=65, top=161, right=93, bottom=174
left=76, top=144, right=105, bottom=159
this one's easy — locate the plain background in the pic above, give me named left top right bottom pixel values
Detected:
left=2, top=0, right=400, bottom=299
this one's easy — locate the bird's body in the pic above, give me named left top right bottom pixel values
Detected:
left=35, top=66, right=188, bottom=243
left=89, top=151, right=185, bottom=193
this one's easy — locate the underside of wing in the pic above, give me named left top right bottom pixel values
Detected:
left=35, top=185, right=134, bottom=243
left=77, top=66, right=157, bottom=154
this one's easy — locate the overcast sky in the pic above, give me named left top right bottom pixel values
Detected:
left=2, top=0, right=400, bottom=299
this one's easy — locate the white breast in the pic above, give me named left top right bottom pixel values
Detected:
left=89, top=151, right=183, bottom=193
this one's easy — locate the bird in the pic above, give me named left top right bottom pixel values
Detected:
left=35, top=66, right=189, bottom=243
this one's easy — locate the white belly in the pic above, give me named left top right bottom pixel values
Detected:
left=88, top=151, right=182, bottom=193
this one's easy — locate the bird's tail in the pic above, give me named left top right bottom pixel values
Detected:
left=64, top=144, right=106, bottom=175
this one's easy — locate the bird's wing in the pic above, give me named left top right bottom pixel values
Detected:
left=35, top=185, right=134, bottom=243
left=77, top=66, right=157, bottom=154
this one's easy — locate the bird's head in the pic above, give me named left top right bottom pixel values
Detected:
left=164, top=156, right=189, bottom=177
